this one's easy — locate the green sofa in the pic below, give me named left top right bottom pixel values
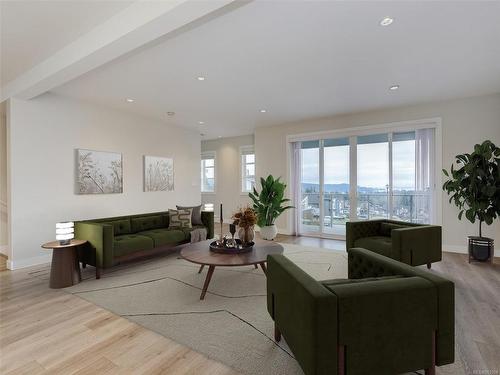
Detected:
left=75, top=211, right=214, bottom=274
left=267, top=248, right=454, bottom=375
left=346, top=219, right=442, bottom=268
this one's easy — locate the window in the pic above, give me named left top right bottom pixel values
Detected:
left=293, top=125, right=437, bottom=239
left=201, top=152, right=215, bottom=193
left=241, top=146, right=255, bottom=192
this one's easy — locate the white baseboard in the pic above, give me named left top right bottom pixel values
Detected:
left=442, top=244, right=467, bottom=254
left=253, top=226, right=293, bottom=236
left=7, top=254, right=52, bottom=270
left=277, top=227, right=293, bottom=236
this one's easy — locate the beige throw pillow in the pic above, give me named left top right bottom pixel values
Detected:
left=169, top=208, right=192, bottom=229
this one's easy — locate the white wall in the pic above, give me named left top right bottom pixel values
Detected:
left=201, top=135, right=254, bottom=222
left=0, top=110, right=8, bottom=255
left=7, top=93, right=201, bottom=269
left=255, top=93, right=500, bottom=252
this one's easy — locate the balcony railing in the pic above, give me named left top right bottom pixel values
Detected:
left=301, top=192, right=431, bottom=228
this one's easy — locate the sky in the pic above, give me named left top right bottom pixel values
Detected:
left=301, top=140, right=415, bottom=190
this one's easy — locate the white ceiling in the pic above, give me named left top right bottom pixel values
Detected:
left=0, top=0, right=132, bottom=86
left=20, top=1, right=500, bottom=139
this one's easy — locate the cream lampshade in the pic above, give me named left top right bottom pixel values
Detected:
left=56, top=222, right=74, bottom=245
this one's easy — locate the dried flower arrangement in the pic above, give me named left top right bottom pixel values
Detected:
left=232, top=206, right=257, bottom=228
left=232, top=206, right=257, bottom=244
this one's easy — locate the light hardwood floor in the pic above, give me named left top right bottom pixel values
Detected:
left=1, top=235, right=499, bottom=375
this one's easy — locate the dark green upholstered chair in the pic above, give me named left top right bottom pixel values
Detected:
left=267, top=248, right=454, bottom=375
left=346, top=219, right=442, bottom=268
left=75, top=210, right=214, bottom=274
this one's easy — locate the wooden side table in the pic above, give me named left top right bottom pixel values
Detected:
left=41, top=239, right=87, bottom=289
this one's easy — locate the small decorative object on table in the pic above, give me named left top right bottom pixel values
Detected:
left=232, top=206, right=256, bottom=245
left=209, top=238, right=254, bottom=254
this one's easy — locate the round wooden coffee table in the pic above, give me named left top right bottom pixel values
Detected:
left=180, top=239, right=284, bottom=300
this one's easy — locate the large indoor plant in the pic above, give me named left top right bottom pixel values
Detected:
left=249, top=175, right=293, bottom=240
left=442, top=140, right=500, bottom=260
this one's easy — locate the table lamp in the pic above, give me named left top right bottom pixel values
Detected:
left=56, top=221, right=74, bottom=245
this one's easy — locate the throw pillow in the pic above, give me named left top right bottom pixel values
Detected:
left=176, top=204, right=203, bottom=225
left=169, top=208, right=192, bottom=229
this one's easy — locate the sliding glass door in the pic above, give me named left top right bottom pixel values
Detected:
left=323, top=138, right=350, bottom=235
left=299, top=138, right=350, bottom=236
left=296, top=128, right=435, bottom=239
left=356, top=134, right=390, bottom=220
left=300, top=141, right=320, bottom=233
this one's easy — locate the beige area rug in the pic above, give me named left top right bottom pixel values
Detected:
left=59, top=244, right=348, bottom=375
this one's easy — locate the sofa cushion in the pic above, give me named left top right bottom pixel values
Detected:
left=354, top=236, right=393, bottom=258
left=104, top=219, right=131, bottom=236
left=177, top=205, right=203, bottom=225
left=139, top=228, right=186, bottom=247
left=168, top=209, right=192, bottom=229
left=131, top=215, right=165, bottom=233
left=380, top=222, right=406, bottom=237
left=322, top=275, right=404, bottom=292
left=113, top=234, right=154, bottom=257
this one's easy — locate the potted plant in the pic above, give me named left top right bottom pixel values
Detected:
left=249, top=175, right=293, bottom=240
left=442, top=140, right=500, bottom=261
left=232, top=206, right=257, bottom=245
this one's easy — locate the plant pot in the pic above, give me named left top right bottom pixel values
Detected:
left=260, top=225, right=278, bottom=240
left=238, top=226, right=255, bottom=245
left=468, top=236, right=493, bottom=261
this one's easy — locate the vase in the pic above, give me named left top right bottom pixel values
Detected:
left=238, top=226, right=255, bottom=244
left=260, top=224, right=278, bottom=240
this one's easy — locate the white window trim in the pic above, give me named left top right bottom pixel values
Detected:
left=240, top=145, right=255, bottom=194
left=201, top=151, right=216, bottom=194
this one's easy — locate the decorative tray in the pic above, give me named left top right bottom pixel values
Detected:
left=209, top=239, right=254, bottom=254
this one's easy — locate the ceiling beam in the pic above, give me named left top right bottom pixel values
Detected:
left=0, top=0, right=245, bottom=102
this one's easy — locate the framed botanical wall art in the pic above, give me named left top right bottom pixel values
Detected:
left=76, top=149, right=123, bottom=194
left=144, top=156, right=174, bottom=192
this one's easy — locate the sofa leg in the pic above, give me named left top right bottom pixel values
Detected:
left=82, top=262, right=86, bottom=269
left=427, top=262, right=432, bottom=269
left=274, top=323, right=281, bottom=342
left=338, top=345, right=345, bottom=375
left=425, top=331, right=436, bottom=375
left=96, top=267, right=101, bottom=279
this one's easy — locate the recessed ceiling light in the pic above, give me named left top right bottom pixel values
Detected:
left=198, top=121, right=205, bottom=125
left=389, top=85, right=400, bottom=91
left=260, top=109, right=267, bottom=113
left=166, top=111, right=175, bottom=116
left=197, top=76, right=206, bottom=81
left=218, top=136, right=222, bottom=138
left=380, top=17, right=394, bottom=26
left=126, top=98, right=134, bottom=103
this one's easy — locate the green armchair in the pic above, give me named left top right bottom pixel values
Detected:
left=267, top=248, right=454, bottom=375
left=346, top=219, right=442, bottom=268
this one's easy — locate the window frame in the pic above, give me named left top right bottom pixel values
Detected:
left=201, top=151, right=216, bottom=194
left=240, top=145, right=255, bottom=194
